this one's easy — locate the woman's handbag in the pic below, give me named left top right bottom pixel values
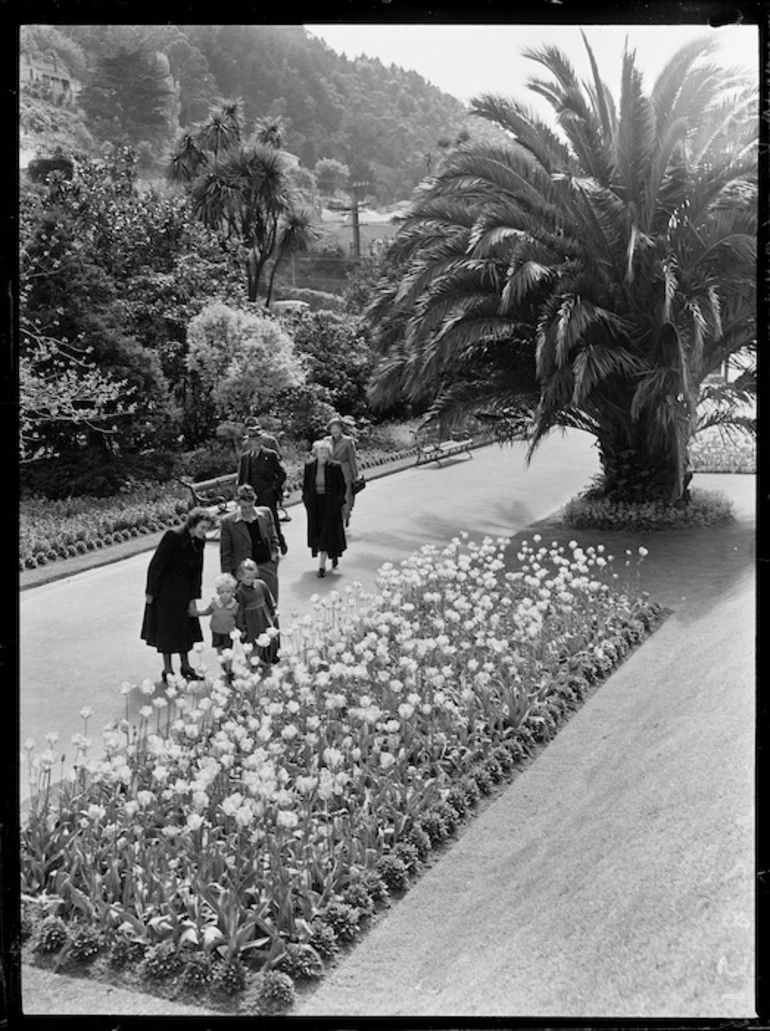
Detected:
left=352, top=475, right=366, bottom=495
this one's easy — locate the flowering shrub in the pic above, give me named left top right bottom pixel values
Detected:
left=562, top=488, right=734, bottom=531
left=690, top=428, right=756, bottom=473
left=21, top=533, right=664, bottom=1009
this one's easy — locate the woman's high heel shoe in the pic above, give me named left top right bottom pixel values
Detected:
left=317, top=567, right=326, bottom=578
left=332, top=557, right=338, bottom=569
left=180, top=666, right=199, bottom=680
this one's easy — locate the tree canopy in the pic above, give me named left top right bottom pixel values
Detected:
left=368, top=35, right=757, bottom=502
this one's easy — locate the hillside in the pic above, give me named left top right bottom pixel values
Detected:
left=20, top=23, right=495, bottom=204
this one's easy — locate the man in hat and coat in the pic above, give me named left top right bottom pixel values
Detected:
left=238, top=422, right=288, bottom=554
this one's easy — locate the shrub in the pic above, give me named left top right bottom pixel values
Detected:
left=182, top=952, right=213, bottom=988
left=377, top=853, right=409, bottom=893
left=473, top=764, right=495, bottom=795
left=360, top=869, right=389, bottom=903
left=419, top=809, right=449, bottom=844
left=256, top=969, right=296, bottom=1013
left=109, top=935, right=147, bottom=968
left=143, top=942, right=183, bottom=980
left=406, top=825, right=432, bottom=862
left=562, top=488, right=734, bottom=531
left=36, top=916, right=68, bottom=953
left=278, top=942, right=323, bottom=981
left=212, top=956, right=246, bottom=995
left=340, top=882, right=375, bottom=919
left=482, top=755, right=504, bottom=784
left=186, top=301, right=304, bottom=434
left=392, top=840, right=420, bottom=874
left=177, top=441, right=239, bottom=483
left=308, top=920, right=338, bottom=959
left=319, top=901, right=360, bottom=942
left=283, top=308, right=375, bottom=419
left=68, top=925, right=102, bottom=962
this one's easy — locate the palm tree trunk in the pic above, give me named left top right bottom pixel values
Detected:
left=264, top=244, right=287, bottom=308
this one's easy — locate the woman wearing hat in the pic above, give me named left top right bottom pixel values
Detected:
left=326, top=416, right=359, bottom=528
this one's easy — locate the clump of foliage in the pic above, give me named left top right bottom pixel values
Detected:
left=212, top=956, right=247, bottom=996
left=181, top=952, right=214, bottom=988
left=563, top=487, right=735, bottom=530
left=35, top=916, right=68, bottom=953
left=142, top=941, right=184, bottom=980
left=68, top=925, right=102, bottom=963
left=185, top=301, right=304, bottom=442
left=281, top=308, right=376, bottom=420
left=277, top=942, right=323, bottom=981
left=256, top=969, right=296, bottom=1013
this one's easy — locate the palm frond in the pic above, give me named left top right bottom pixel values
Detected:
left=615, top=46, right=657, bottom=216
left=470, top=93, right=574, bottom=171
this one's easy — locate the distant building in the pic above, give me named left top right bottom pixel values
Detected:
left=20, top=53, right=81, bottom=100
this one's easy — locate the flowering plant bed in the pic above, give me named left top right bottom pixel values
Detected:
left=21, top=533, right=666, bottom=1014
left=690, top=429, right=756, bottom=473
left=19, top=487, right=193, bottom=571
left=562, top=487, right=735, bottom=531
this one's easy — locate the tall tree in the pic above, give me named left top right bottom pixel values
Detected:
left=167, top=102, right=317, bottom=303
left=81, top=45, right=175, bottom=146
left=368, top=35, right=756, bottom=502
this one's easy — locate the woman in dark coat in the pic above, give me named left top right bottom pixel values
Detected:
left=141, top=508, right=214, bottom=681
left=302, top=439, right=347, bottom=577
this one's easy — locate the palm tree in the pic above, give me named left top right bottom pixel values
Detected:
left=167, top=104, right=316, bottom=303
left=368, top=34, right=756, bottom=501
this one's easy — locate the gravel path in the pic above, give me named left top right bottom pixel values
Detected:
left=296, top=475, right=755, bottom=1018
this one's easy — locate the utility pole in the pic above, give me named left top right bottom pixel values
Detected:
left=348, top=180, right=369, bottom=259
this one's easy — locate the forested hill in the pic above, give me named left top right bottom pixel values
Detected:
left=20, top=23, right=477, bottom=202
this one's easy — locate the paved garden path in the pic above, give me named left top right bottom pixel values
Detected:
left=19, top=432, right=599, bottom=800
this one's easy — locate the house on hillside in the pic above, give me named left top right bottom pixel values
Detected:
left=20, top=53, right=81, bottom=100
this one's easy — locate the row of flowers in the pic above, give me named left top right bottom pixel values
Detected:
left=21, top=533, right=665, bottom=1013
left=689, top=429, right=756, bottom=474
left=19, top=489, right=192, bottom=570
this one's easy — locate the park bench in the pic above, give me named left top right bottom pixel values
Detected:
left=177, top=471, right=292, bottom=531
left=177, top=473, right=238, bottom=514
left=415, top=433, right=474, bottom=467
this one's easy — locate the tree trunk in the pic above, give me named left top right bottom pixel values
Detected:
left=596, top=413, right=686, bottom=503
left=246, top=250, right=258, bottom=303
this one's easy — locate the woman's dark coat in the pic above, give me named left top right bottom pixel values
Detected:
left=302, top=458, right=347, bottom=558
left=140, top=527, right=205, bottom=653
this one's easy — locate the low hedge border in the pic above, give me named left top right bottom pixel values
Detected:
left=21, top=595, right=668, bottom=1015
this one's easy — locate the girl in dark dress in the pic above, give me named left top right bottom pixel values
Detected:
left=141, top=508, right=213, bottom=682
left=302, top=439, right=347, bottom=577
left=235, top=558, right=280, bottom=665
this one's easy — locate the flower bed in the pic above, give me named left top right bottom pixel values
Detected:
left=562, top=487, right=735, bottom=531
left=21, top=533, right=666, bottom=1014
left=19, top=487, right=193, bottom=571
left=690, top=429, right=756, bottom=473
